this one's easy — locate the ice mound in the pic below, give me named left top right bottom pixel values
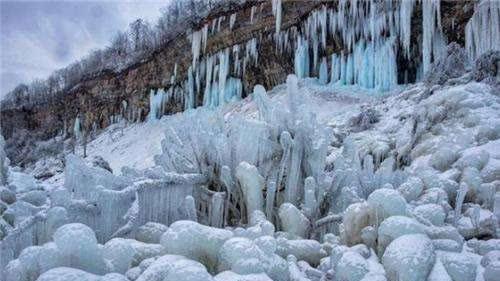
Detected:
left=382, top=234, right=435, bottom=281
left=135, top=255, right=213, bottom=281
left=160, top=220, right=233, bottom=270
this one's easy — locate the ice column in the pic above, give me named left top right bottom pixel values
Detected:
left=465, top=0, right=500, bottom=60
left=272, top=0, right=282, bottom=33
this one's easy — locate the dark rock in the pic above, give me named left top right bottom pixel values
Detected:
left=0, top=186, right=16, bottom=205
left=473, top=50, right=500, bottom=85
left=91, top=156, right=113, bottom=173
left=349, top=108, right=381, bottom=132
left=424, top=42, right=469, bottom=85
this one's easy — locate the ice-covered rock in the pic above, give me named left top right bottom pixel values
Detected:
left=135, top=222, right=168, bottom=244
left=413, top=204, right=445, bottom=226
left=53, top=223, right=107, bottom=274
left=367, top=188, right=407, bottom=225
left=335, top=251, right=369, bottom=281
left=424, top=42, right=469, bottom=85
left=102, top=238, right=136, bottom=274
left=160, top=220, right=233, bottom=270
left=377, top=216, right=426, bottom=256
left=135, top=255, right=213, bottom=281
left=382, top=234, right=435, bottom=281
left=218, top=237, right=288, bottom=281
left=275, top=237, right=327, bottom=266
left=397, top=177, right=424, bottom=202
left=484, top=261, right=500, bottom=281
left=18, top=190, right=47, bottom=207
left=438, top=251, right=478, bottom=281
left=0, top=186, right=16, bottom=204
left=8, top=171, right=37, bottom=193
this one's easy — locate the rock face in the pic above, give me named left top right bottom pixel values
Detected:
left=0, top=0, right=475, bottom=166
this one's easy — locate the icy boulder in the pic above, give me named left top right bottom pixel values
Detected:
left=36, top=267, right=128, bottom=281
left=53, top=223, right=107, bottom=274
left=382, top=234, right=435, bottom=281
left=217, top=237, right=288, bottom=281
left=235, top=162, right=264, bottom=220
left=367, top=188, right=407, bottom=225
left=136, top=255, right=213, bottom=281
left=397, top=177, right=424, bottom=202
left=278, top=203, right=310, bottom=238
left=429, top=147, right=459, bottom=172
left=472, top=50, right=500, bottom=84
left=438, top=251, right=477, bottom=281
left=135, top=222, right=168, bottom=244
left=335, top=251, right=369, bottom=281
left=424, top=42, right=469, bottom=85
left=484, top=261, right=500, bottom=281
left=275, top=237, right=327, bottom=266
left=102, top=238, right=136, bottom=274
left=5, top=242, right=64, bottom=281
left=160, top=220, right=233, bottom=270
left=413, top=204, right=446, bottom=226
left=8, top=171, right=38, bottom=193
left=377, top=216, right=426, bottom=256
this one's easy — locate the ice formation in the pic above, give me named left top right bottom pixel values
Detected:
left=2, top=1, right=500, bottom=281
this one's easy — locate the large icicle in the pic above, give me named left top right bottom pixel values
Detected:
left=272, top=0, right=282, bottom=34
left=465, top=0, right=500, bottom=60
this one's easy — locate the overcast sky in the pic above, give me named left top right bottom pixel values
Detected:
left=0, top=0, right=167, bottom=99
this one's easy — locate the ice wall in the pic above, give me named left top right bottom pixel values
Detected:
left=466, top=0, right=500, bottom=60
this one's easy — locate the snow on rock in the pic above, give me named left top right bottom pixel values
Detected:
left=367, top=188, right=408, bottom=225
left=335, top=251, right=369, bottom=281
left=377, top=216, right=426, bottom=256
left=102, top=238, right=135, bottom=274
left=217, top=237, right=288, bottom=281
left=382, top=234, right=435, bottom=281
left=53, top=223, right=107, bottom=274
left=413, top=204, right=446, bottom=226
left=135, top=222, right=168, bottom=244
left=160, top=220, right=233, bottom=271
left=135, top=255, right=213, bottom=281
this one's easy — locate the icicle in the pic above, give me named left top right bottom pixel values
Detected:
left=184, top=195, right=197, bottom=221
left=272, top=0, right=282, bottom=33
left=399, top=0, right=416, bottom=58
left=186, top=66, right=195, bottom=110
left=294, top=35, right=310, bottom=78
left=218, top=48, right=230, bottom=106
left=190, top=30, right=202, bottom=69
left=250, top=6, right=256, bottom=24
left=73, top=116, right=82, bottom=139
left=229, top=13, right=237, bottom=30
left=466, top=0, right=500, bottom=60
left=318, top=57, right=328, bottom=84
left=421, top=0, right=442, bottom=75
left=266, top=181, right=276, bottom=221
